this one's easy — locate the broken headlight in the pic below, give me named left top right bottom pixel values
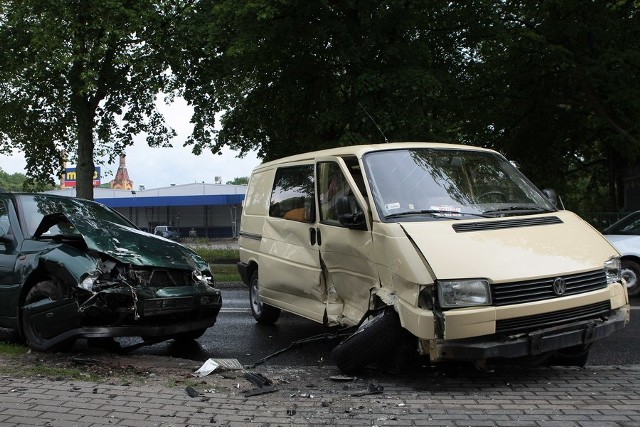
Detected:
left=79, top=273, right=99, bottom=292
left=437, top=279, right=491, bottom=308
left=193, top=270, right=215, bottom=285
left=604, top=256, right=621, bottom=284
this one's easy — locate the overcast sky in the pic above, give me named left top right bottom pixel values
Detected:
left=0, top=97, right=262, bottom=189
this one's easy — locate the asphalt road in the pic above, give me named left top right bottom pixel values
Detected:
left=117, top=286, right=640, bottom=369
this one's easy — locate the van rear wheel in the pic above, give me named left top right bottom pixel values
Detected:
left=249, top=271, right=280, bottom=324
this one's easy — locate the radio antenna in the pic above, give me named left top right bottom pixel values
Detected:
left=359, top=103, right=389, bottom=143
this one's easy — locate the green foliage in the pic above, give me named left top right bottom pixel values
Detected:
left=0, top=342, right=28, bottom=357
left=453, top=0, right=640, bottom=212
left=2, top=1, right=638, bottom=211
left=169, top=0, right=639, bottom=212
left=0, top=0, right=180, bottom=199
left=192, top=246, right=239, bottom=264
left=211, top=263, right=241, bottom=282
left=171, top=0, right=465, bottom=161
left=0, top=169, right=28, bottom=191
left=226, top=177, right=249, bottom=185
left=190, top=246, right=241, bottom=282
left=0, top=168, right=54, bottom=192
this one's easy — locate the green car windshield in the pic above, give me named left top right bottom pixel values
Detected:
left=362, top=148, right=556, bottom=220
left=19, top=194, right=136, bottom=237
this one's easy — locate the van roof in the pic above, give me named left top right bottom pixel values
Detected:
left=253, top=142, right=498, bottom=171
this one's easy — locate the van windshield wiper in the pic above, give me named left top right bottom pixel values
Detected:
left=385, top=210, right=490, bottom=220
left=482, top=206, right=556, bottom=216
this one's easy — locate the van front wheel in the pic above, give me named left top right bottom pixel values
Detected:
left=249, top=271, right=281, bottom=324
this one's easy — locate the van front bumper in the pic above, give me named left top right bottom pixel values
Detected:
left=428, top=305, right=629, bottom=362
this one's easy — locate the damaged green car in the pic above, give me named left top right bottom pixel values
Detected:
left=0, top=192, right=222, bottom=351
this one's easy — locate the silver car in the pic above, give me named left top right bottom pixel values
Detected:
left=605, top=211, right=640, bottom=297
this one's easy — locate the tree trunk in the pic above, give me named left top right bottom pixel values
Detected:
left=75, top=107, right=96, bottom=201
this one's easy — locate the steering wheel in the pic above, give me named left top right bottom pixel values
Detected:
left=477, top=191, right=507, bottom=202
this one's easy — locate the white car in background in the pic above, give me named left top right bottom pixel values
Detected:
left=604, top=211, right=640, bottom=297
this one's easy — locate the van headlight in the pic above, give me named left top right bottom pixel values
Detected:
left=604, top=257, right=621, bottom=284
left=437, top=279, right=491, bottom=308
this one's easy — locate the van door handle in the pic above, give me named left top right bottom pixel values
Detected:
left=316, top=228, right=322, bottom=246
left=309, top=228, right=316, bottom=245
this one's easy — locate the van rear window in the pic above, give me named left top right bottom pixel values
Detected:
left=269, top=166, right=316, bottom=223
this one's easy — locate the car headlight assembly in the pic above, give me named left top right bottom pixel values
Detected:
left=437, top=279, right=492, bottom=308
left=604, top=256, right=621, bottom=284
left=79, top=273, right=99, bottom=292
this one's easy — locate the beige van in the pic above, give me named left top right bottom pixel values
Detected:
left=237, top=142, right=629, bottom=373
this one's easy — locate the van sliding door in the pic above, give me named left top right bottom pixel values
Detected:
left=258, top=163, right=326, bottom=323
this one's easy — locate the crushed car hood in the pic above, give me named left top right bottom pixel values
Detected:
left=34, top=212, right=208, bottom=270
left=399, top=211, right=618, bottom=282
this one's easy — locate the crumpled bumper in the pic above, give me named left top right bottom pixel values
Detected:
left=22, top=289, right=222, bottom=350
left=428, top=305, right=629, bottom=362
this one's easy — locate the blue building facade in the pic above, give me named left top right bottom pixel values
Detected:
left=47, top=183, right=247, bottom=238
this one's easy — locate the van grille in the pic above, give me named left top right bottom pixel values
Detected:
left=495, top=301, right=611, bottom=334
left=452, top=216, right=563, bottom=232
left=490, top=269, right=607, bottom=306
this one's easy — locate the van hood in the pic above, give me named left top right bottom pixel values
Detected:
left=34, top=212, right=208, bottom=271
left=399, top=211, right=617, bottom=282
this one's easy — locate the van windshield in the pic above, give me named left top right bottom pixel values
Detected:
left=362, top=148, right=556, bottom=220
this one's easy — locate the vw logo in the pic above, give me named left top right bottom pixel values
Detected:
left=552, top=278, right=567, bottom=296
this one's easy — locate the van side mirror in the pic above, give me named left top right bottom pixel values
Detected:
left=338, top=211, right=367, bottom=230
left=336, top=196, right=367, bottom=230
left=543, top=189, right=558, bottom=207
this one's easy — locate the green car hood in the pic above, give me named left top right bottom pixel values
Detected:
left=34, top=212, right=209, bottom=271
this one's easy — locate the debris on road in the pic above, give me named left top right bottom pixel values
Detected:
left=350, top=383, right=384, bottom=397
left=244, top=372, right=273, bottom=387
left=242, top=372, right=278, bottom=396
left=193, top=358, right=243, bottom=377
left=185, top=386, right=199, bottom=398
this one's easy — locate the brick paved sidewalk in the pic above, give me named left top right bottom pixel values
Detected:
left=1, top=364, right=640, bottom=426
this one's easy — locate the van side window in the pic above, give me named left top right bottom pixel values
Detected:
left=318, top=161, right=362, bottom=226
left=269, top=165, right=315, bottom=223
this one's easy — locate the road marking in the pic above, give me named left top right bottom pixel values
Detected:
left=221, top=308, right=251, bottom=313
